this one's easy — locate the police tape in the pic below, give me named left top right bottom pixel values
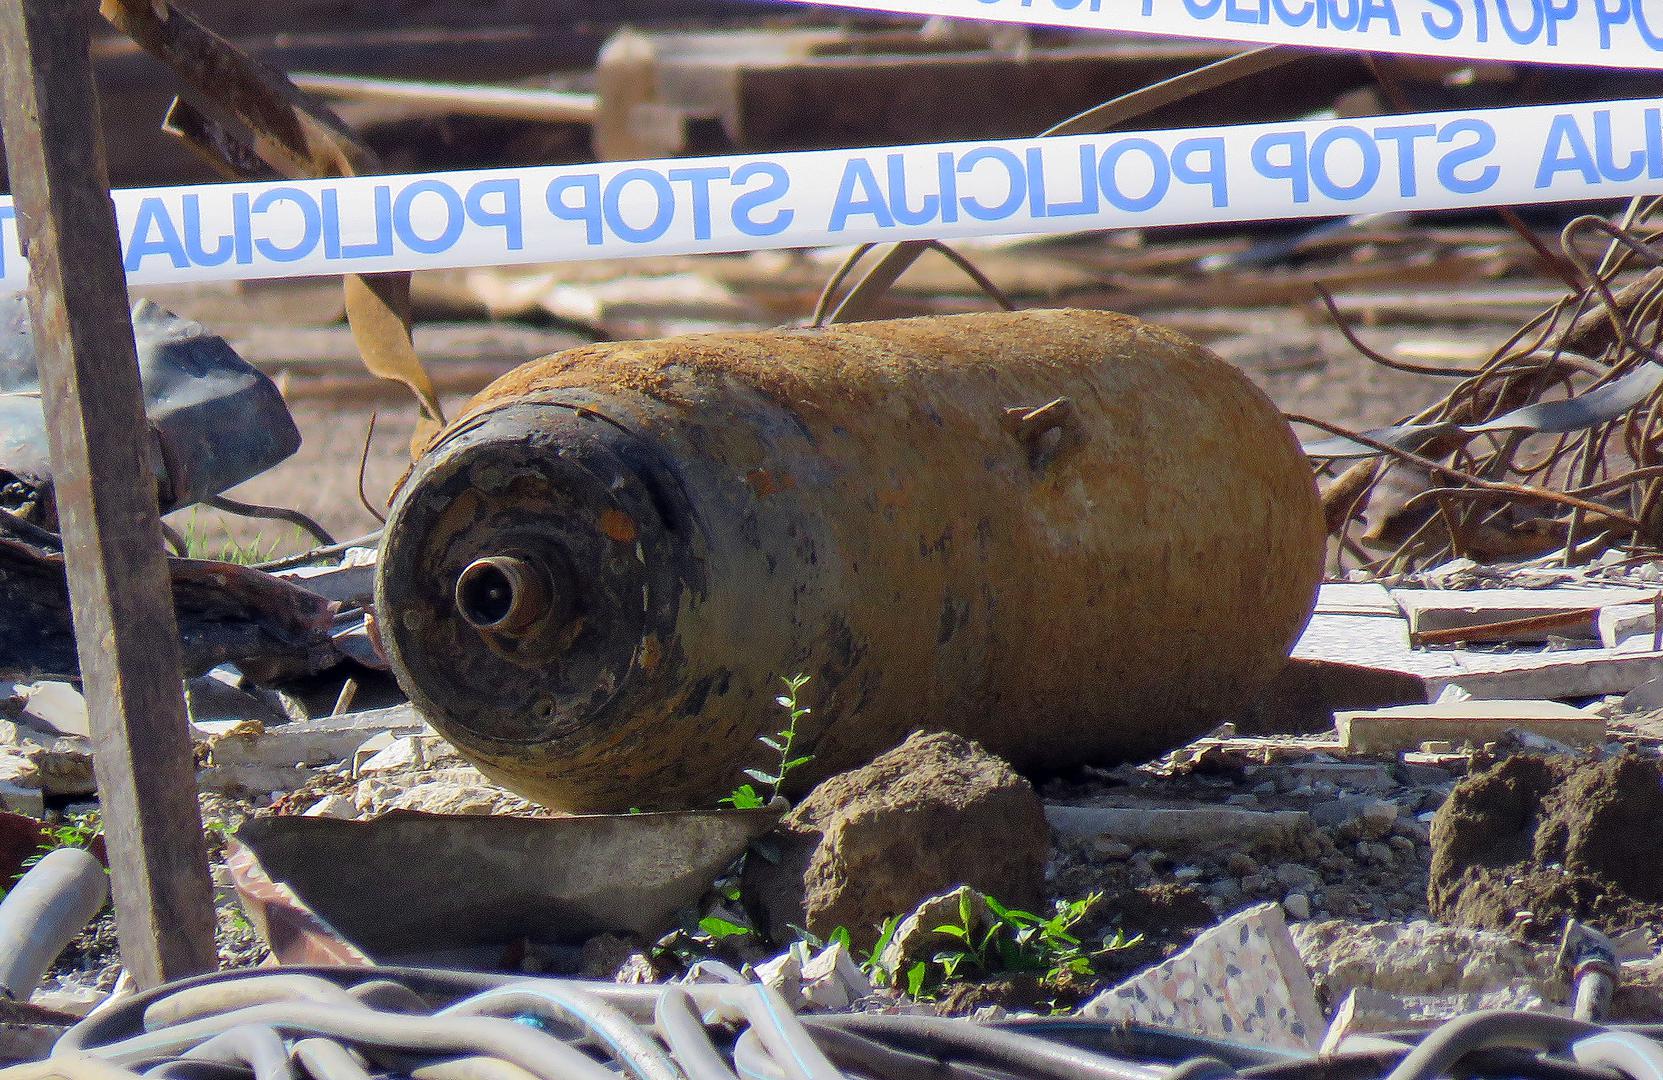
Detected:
left=777, top=0, right=1663, bottom=70
left=2, top=95, right=1661, bottom=295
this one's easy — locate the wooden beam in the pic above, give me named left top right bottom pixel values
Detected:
left=0, top=0, right=217, bottom=987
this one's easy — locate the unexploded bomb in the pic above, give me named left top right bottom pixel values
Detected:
left=375, top=309, right=1324, bottom=812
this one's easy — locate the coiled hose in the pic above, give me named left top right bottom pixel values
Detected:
left=34, top=967, right=1663, bottom=1080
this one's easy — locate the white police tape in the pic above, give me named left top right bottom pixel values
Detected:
left=777, top=0, right=1663, bottom=70
left=2, top=96, right=1662, bottom=295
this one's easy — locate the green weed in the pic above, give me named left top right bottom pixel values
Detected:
left=41, top=809, right=100, bottom=852
left=722, top=674, right=813, bottom=810
left=826, top=890, right=1144, bottom=1001
left=16, top=809, right=103, bottom=889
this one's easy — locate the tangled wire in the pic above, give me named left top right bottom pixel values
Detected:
left=1297, top=194, right=1663, bottom=575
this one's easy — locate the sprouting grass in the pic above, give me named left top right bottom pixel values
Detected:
left=174, top=509, right=303, bottom=565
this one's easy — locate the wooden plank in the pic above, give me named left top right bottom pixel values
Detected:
left=0, top=0, right=217, bottom=987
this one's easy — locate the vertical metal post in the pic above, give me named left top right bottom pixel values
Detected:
left=0, top=0, right=218, bottom=987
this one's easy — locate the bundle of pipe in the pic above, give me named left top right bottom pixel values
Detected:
left=376, top=310, right=1325, bottom=811
left=34, top=965, right=1663, bottom=1080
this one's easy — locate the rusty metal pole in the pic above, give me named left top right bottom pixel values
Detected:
left=0, top=0, right=218, bottom=986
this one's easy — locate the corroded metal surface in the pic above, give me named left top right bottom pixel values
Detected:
left=377, top=310, right=1324, bottom=812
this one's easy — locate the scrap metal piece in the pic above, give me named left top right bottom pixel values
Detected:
left=0, top=535, right=338, bottom=682
left=1302, top=361, right=1663, bottom=459
left=0, top=297, right=298, bottom=517
left=226, top=807, right=782, bottom=966
left=377, top=309, right=1326, bottom=812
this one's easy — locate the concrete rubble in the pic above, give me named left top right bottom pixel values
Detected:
left=23, top=569, right=1663, bottom=1040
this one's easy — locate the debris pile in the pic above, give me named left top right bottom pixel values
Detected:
left=13, top=0, right=1663, bottom=1075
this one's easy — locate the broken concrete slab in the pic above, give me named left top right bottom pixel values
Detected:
left=0, top=720, right=93, bottom=798
left=196, top=762, right=318, bottom=797
left=209, top=705, right=428, bottom=771
left=1435, top=648, right=1663, bottom=701
left=229, top=806, right=783, bottom=965
left=1336, top=701, right=1605, bottom=755
left=1392, top=587, right=1654, bottom=638
left=1319, top=985, right=1556, bottom=1052
left=1045, top=804, right=1311, bottom=849
left=12, top=682, right=88, bottom=738
left=1295, top=585, right=1663, bottom=702
left=1080, top=903, right=1324, bottom=1051
left=1289, top=918, right=1557, bottom=1006
left=186, top=676, right=290, bottom=729
left=0, top=780, right=42, bottom=818
left=273, top=560, right=375, bottom=606
left=1601, top=604, right=1660, bottom=649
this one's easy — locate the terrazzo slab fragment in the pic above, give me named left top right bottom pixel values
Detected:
left=1080, top=903, right=1323, bottom=1051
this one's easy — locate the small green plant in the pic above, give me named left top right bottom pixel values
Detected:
left=843, top=890, right=1143, bottom=1001
left=722, top=674, right=813, bottom=809
left=223, top=904, right=254, bottom=934
left=651, top=908, right=759, bottom=970
left=696, top=915, right=752, bottom=942
left=18, top=810, right=103, bottom=884
left=42, top=809, right=101, bottom=851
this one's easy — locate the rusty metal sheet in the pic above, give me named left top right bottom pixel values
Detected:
left=227, top=807, right=781, bottom=965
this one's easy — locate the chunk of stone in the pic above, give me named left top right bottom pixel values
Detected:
left=302, top=794, right=359, bottom=819
left=755, top=949, right=805, bottom=1010
left=1080, top=903, right=1323, bottom=1051
left=1320, top=986, right=1556, bottom=1053
left=800, top=942, right=874, bottom=1012
left=742, top=732, right=1046, bottom=950
left=879, top=887, right=992, bottom=972
left=1289, top=919, right=1556, bottom=1008
left=356, top=736, right=432, bottom=775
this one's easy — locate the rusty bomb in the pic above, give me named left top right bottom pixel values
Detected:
left=375, top=309, right=1325, bottom=812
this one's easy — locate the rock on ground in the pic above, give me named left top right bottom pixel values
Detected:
left=742, top=731, right=1048, bottom=949
left=1289, top=918, right=1558, bottom=1013
left=1428, top=752, right=1663, bottom=937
